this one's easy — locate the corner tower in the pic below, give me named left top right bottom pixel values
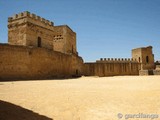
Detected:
left=8, top=11, right=78, bottom=55
left=132, top=46, right=155, bottom=70
left=53, top=25, right=77, bottom=54
left=8, top=11, right=54, bottom=50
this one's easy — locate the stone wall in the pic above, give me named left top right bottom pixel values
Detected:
left=0, top=44, right=83, bottom=80
left=156, top=65, right=160, bottom=70
left=53, top=25, right=77, bottom=54
left=139, top=70, right=160, bottom=75
left=84, top=58, right=141, bottom=76
left=153, top=70, right=160, bottom=75
left=155, top=62, right=160, bottom=70
left=5, top=11, right=159, bottom=79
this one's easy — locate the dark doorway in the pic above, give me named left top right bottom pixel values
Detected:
left=72, top=69, right=79, bottom=77
left=37, top=37, right=41, bottom=47
left=146, top=56, right=149, bottom=63
left=76, top=69, right=78, bottom=75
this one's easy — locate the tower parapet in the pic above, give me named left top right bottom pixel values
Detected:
left=8, top=11, right=78, bottom=55
left=8, top=11, right=54, bottom=30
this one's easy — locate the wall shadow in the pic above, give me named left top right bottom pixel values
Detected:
left=0, top=76, right=82, bottom=82
left=0, top=100, right=53, bottom=120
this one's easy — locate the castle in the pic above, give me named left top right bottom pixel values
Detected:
left=0, top=11, right=159, bottom=80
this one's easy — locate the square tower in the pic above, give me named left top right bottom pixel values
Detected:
left=8, top=11, right=54, bottom=50
left=53, top=25, right=77, bottom=55
left=8, top=11, right=78, bottom=55
left=132, top=46, right=155, bottom=70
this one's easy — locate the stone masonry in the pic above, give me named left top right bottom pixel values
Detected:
left=8, top=11, right=77, bottom=55
left=84, top=46, right=157, bottom=76
left=132, top=46, right=155, bottom=70
left=0, top=11, right=159, bottom=80
left=0, top=11, right=82, bottom=80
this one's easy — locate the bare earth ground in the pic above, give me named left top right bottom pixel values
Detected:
left=0, top=76, right=160, bottom=120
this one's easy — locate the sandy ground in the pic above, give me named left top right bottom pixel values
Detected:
left=0, top=76, right=160, bottom=120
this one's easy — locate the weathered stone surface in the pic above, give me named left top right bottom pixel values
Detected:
left=153, top=70, right=160, bottom=75
left=156, top=65, right=160, bottom=70
left=8, top=11, right=77, bottom=55
left=139, top=70, right=153, bottom=75
left=139, top=70, right=160, bottom=75
left=0, top=44, right=83, bottom=80
left=84, top=62, right=141, bottom=76
left=0, top=11, right=159, bottom=80
left=132, top=46, right=155, bottom=70
left=84, top=45, right=156, bottom=77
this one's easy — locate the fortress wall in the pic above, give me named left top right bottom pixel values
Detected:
left=96, top=58, right=137, bottom=63
left=65, top=26, right=77, bottom=54
left=156, top=65, right=160, bottom=70
left=139, top=70, right=160, bottom=75
left=84, top=62, right=140, bottom=77
left=8, top=11, right=54, bottom=30
left=0, top=44, right=83, bottom=80
left=71, top=55, right=84, bottom=77
left=26, top=22, right=54, bottom=50
left=8, top=24, right=27, bottom=46
left=53, top=25, right=77, bottom=55
left=53, top=26, right=67, bottom=53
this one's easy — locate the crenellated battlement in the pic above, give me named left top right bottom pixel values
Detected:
left=96, top=58, right=138, bottom=63
left=8, top=11, right=77, bottom=55
left=8, top=11, right=54, bottom=26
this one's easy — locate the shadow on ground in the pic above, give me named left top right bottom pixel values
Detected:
left=0, top=76, right=81, bottom=82
left=0, top=100, right=53, bottom=120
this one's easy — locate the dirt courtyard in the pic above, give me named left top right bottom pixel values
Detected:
left=0, top=76, right=160, bottom=120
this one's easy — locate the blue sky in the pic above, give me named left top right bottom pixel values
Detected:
left=0, top=0, right=160, bottom=62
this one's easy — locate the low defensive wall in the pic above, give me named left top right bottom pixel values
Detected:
left=84, top=58, right=141, bottom=76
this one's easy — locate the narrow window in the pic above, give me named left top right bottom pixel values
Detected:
left=139, top=57, right=141, bottom=63
left=146, top=56, right=149, bottom=63
left=37, top=37, right=41, bottom=47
